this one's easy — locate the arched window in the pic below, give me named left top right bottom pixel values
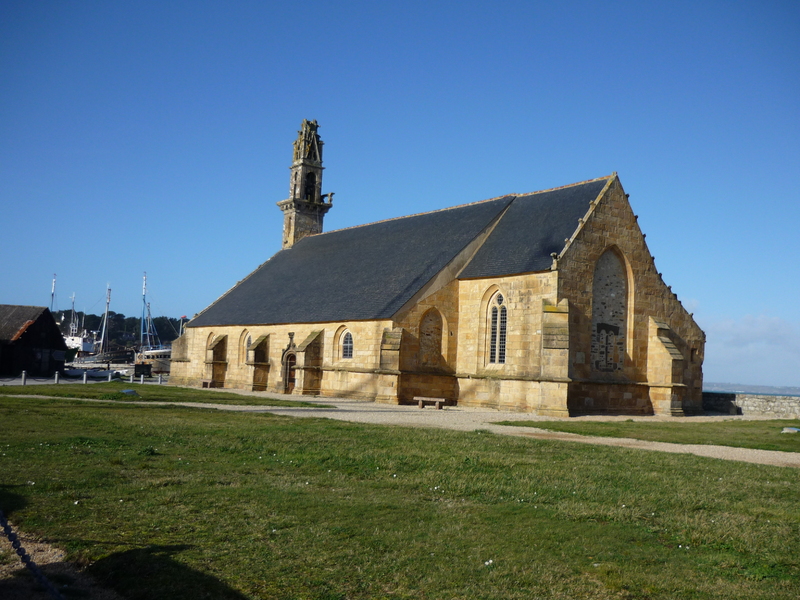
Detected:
left=488, top=293, right=507, bottom=364
left=342, top=331, right=353, bottom=359
left=591, top=249, right=628, bottom=372
left=304, top=172, right=316, bottom=200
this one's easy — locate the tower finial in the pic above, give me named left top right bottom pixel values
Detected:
left=277, top=120, right=333, bottom=249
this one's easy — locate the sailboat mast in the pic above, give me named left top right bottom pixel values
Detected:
left=50, top=274, right=57, bottom=312
left=140, top=273, right=147, bottom=348
left=69, top=293, right=78, bottom=337
left=140, top=272, right=161, bottom=350
left=99, top=285, right=111, bottom=355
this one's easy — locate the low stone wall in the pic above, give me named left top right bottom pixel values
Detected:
left=703, top=392, right=800, bottom=419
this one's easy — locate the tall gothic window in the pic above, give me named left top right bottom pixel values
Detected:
left=591, top=249, right=628, bottom=372
left=342, top=331, right=353, bottom=359
left=488, top=293, right=507, bottom=364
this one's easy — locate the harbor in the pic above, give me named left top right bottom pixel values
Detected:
left=57, top=273, right=179, bottom=377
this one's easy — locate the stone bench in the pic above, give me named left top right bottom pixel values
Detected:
left=201, top=379, right=213, bottom=389
left=415, top=396, right=448, bottom=410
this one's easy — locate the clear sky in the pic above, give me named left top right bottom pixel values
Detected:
left=1, top=1, right=798, bottom=386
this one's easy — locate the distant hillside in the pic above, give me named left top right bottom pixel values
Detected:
left=704, top=382, right=800, bottom=396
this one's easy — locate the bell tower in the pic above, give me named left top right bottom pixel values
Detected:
left=277, top=119, right=334, bottom=249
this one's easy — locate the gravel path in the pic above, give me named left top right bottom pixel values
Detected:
left=212, top=395, right=800, bottom=469
left=14, top=391, right=797, bottom=468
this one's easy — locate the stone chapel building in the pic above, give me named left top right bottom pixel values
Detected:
left=170, top=120, right=705, bottom=416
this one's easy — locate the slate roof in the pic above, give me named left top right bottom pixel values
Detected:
left=460, top=177, right=610, bottom=278
left=0, top=305, right=49, bottom=342
left=189, top=176, right=611, bottom=327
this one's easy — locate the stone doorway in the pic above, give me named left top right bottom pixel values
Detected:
left=250, top=336, right=270, bottom=392
left=284, top=353, right=296, bottom=394
left=297, top=331, right=323, bottom=395
left=207, top=335, right=227, bottom=388
left=212, top=360, right=226, bottom=387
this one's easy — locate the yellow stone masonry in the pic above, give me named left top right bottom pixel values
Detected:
left=557, top=176, right=704, bottom=415
left=172, top=174, right=704, bottom=416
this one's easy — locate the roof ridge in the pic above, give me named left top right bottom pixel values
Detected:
left=309, top=193, right=516, bottom=238
left=304, top=175, right=615, bottom=240
left=0, top=304, right=48, bottom=310
left=510, top=174, right=615, bottom=198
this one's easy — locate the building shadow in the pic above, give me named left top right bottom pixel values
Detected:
left=0, top=539, right=250, bottom=600
left=85, top=544, right=250, bottom=600
left=0, top=486, right=28, bottom=516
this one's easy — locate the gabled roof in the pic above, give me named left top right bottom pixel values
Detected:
left=189, top=176, right=612, bottom=328
left=0, top=305, right=50, bottom=342
left=460, top=177, right=610, bottom=278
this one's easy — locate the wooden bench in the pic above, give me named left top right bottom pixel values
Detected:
left=415, top=396, right=448, bottom=410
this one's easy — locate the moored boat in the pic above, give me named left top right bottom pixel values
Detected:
left=134, top=273, right=172, bottom=374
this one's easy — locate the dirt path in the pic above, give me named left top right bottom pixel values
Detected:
left=0, top=530, right=122, bottom=600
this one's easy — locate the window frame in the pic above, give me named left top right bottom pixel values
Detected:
left=341, top=330, right=353, bottom=359
left=487, top=292, right=507, bottom=365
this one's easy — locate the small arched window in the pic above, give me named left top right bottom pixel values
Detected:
left=342, top=331, right=353, bottom=359
left=488, top=293, right=507, bottom=364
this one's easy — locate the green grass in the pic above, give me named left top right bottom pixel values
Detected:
left=0, top=381, right=327, bottom=407
left=494, top=419, right=800, bottom=453
left=1, top=397, right=798, bottom=599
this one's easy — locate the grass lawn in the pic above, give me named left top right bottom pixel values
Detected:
left=494, top=420, right=800, bottom=454
left=1, top=397, right=798, bottom=599
left=0, top=381, right=327, bottom=407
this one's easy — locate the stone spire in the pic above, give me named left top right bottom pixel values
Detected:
left=276, top=119, right=334, bottom=249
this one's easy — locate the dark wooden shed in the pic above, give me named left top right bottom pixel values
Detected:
left=0, top=305, right=67, bottom=377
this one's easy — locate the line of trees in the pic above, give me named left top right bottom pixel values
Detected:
left=52, top=310, right=183, bottom=349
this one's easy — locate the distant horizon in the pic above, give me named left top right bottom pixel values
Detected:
left=703, top=382, right=800, bottom=394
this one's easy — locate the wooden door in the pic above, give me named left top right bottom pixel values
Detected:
left=253, top=364, right=269, bottom=391
left=212, top=361, right=226, bottom=388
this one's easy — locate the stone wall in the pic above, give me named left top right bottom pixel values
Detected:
left=456, top=272, right=557, bottom=379
left=703, top=392, right=800, bottom=419
left=557, top=175, right=705, bottom=415
left=453, top=271, right=569, bottom=413
left=170, top=319, right=398, bottom=400
left=393, top=280, right=460, bottom=375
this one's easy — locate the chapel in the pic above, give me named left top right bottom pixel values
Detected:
left=169, top=120, right=705, bottom=416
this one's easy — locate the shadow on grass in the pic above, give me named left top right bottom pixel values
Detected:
left=86, top=545, right=248, bottom=600
left=0, top=486, right=28, bottom=516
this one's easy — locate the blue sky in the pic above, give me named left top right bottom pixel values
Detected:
left=1, top=1, right=798, bottom=386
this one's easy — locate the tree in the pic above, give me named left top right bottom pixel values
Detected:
left=53, top=311, right=185, bottom=348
